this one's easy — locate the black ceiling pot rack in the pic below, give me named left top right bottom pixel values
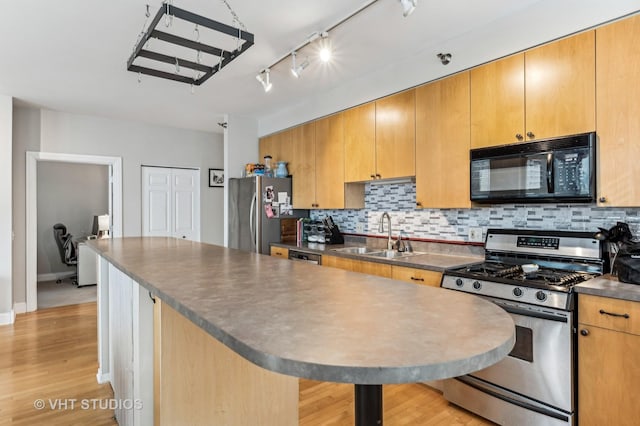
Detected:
left=127, top=3, right=254, bottom=86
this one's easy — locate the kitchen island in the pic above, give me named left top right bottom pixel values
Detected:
left=89, top=237, right=515, bottom=425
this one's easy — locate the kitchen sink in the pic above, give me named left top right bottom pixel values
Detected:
left=364, top=249, right=424, bottom=259
left=331, top=246, right=382, bottom=255
left=331, top=246, right=425, bottom=260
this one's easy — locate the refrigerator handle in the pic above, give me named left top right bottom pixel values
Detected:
left=249, top=191, right=257, bottom=251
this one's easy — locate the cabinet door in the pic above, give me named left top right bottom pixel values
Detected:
left=470, top=53, right=525, bottom=148
left=259, top=130, right=292, bottom=167
left=352, top=260, right=392, bottom=278
left=391, top=266, right=441, bottom=287
left=270, top=246, right=289, bottom=258
left=290, top=122, right=316, bottom=209
left=525, top=31, right=595, bottom=140
left=258, top=133, right=276, bottom=164
left=415, top=72, right=471, bottom=208
left=344, top=102, right=376, bottom=182
left=578, top=324, right=640, bottom=426
left=315, top=113, right=345, bottom=209
left=375, top=90, right=416, bottom=179
left=596, top=14, right=640, bottom=207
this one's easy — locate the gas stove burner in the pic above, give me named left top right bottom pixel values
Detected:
left=458, top=262, right=595, bottom=289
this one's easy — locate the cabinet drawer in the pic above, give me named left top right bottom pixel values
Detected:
left=392, top=266, right=442, bottom=287
left=270, top=246, right=289, bottom=258
left=579, top=294, right=640, bottom=335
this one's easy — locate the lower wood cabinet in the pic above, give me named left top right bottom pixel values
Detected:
left=391, top=266, right=442, bottom=287
left=322, top=255, right=442, bottom=286
left=270, top=246, right=289, bottom=258
left=578, top=294, right=640, bottom=426
left=322, top=255, right=392, bottom=278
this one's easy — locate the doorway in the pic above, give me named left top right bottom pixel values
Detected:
left=26, top=152, right=122, bottom=312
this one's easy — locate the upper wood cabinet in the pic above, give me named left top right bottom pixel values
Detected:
left=290, top=122, right=316, bottom=209
left=470, top=53, right=525, bottom=148
left=259, top=129, right=292, bottom=165
left=416, top=72, right=471, bottom=208
left=470, top=31, right=595, bottom=148
left=596, top=14, right=640, bottom=207
left=314, top=113, right=345, bottom=209
left=344, top=102, right=376, bottom=182
left=375, top=90, right=416, bottom=179
left=525, top=30, right=595, bottom=140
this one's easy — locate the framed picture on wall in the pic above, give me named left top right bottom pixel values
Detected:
left=209, top=168, right=224, bottom=187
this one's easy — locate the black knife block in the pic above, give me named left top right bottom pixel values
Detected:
left=325, top=223, right=344, bottom=244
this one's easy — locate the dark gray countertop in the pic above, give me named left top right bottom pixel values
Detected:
left=272, top=242, right=482, bottom=272
left=89, top=237, right=515, bottom=385
left=575, top=275, right=640, bottom=302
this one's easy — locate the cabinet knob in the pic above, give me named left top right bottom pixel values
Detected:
left=580, top=329, right=589, bottom=336
left=599, top=196, right=607, bottom=203
left=375, top=174, right=381, bottom=179
left=370, top=174, right=376, bottom=179
left=416, top=201, right=423, bottom=207
left=515, top=133, right=524, bottom=141
left=526, top=131, right=535, bottom=139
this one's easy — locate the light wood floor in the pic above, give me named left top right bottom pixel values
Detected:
left=0, top=303, right=115, bottom=426
left=0, top=303, right=494, bottom=425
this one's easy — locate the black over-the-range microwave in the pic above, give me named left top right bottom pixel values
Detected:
left=470, top=132, right=596, bottom=203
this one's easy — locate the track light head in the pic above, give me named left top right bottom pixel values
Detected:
left=318, top=32, right=332, bottom=63
left=290, top=51, right=310, bottom=78
left=399, top=0, right=417, bottom=17
left=256, top=69, right=273, bottom=92
left=437, top=53, right=452, bottom=65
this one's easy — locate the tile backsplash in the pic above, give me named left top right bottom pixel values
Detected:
left=310, top=182, right=640, bottom=242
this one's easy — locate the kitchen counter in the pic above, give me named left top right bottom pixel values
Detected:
left=575, top=274, right=640, bottom=302
left=90, top=237, right=514, bottom=385
left=272, top=241, right=482, bottom=272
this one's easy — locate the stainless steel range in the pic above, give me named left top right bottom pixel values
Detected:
left=441, top=229, right=606, bottom=426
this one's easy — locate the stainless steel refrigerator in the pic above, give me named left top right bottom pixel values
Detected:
left=228, top=176, right=308, bottom=254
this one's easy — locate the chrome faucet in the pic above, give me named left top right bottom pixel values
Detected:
left=378, top=212, right=394, bottom=250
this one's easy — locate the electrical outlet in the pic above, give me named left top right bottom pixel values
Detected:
left=468, top=227, right=483, bottom=242
left=355, top=222, right=365, bottom=234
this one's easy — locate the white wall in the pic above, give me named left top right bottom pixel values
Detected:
left=258, top=0, right=640, bottom=136
left=0, top=95, right=13, bottom=323
left=37, top=162, right=108, bottom=276
left=12, top=107, right=224, bottom=307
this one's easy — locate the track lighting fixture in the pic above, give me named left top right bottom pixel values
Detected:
left=399, top=0, right=417, bottom=17
left=256, top=0, right=382, bottom=93
left=290, top=51, right=310, bottom=78
left=256, top=69, right=272, bottom=92
left=437, top=53, right=452, bottom=65
left=318, top=32, right=332, bottom=63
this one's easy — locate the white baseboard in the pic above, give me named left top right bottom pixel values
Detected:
left=96, top=368, right=111, bottom=384
left=37, top=272, right=74, bottom=282
left=13, top=302, right=27, bottom=315
left=0, top=309, right=15, bottom=325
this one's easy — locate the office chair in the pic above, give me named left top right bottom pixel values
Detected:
left=53, top=223, right=78, bottom=285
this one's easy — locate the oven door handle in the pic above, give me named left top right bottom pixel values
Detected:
left=499, top=304, right=568, bottom=323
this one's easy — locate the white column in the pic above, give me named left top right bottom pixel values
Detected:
left=0, top=95, right=13, bottom=324
left=223, top=114, right=258, bottom=247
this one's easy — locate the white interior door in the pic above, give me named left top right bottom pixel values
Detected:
left=142, top=166, right=200, bottom=241
left=173, top=168, right=200, bottom=241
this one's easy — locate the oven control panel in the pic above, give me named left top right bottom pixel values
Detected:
left=516, top=236, right=559, bottom=250
left=441, top=275, right=570, bottom=310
